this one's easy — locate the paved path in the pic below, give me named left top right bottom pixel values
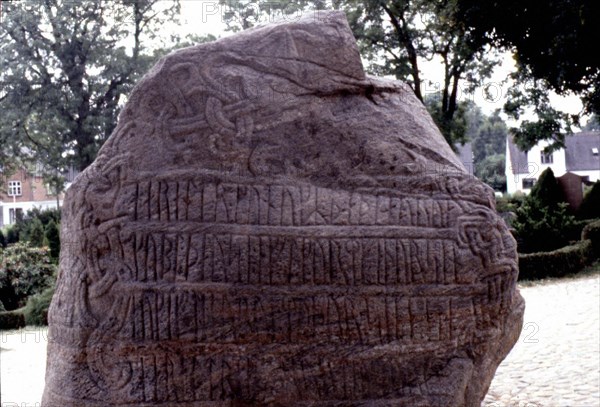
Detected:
left=1, top=325, right=48, bottom=405
left=483, top=273, right=600, bottom=407
left=1, top=274, right=599, bottom=406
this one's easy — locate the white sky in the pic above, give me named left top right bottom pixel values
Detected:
left=177, top=0, right=226, bottom=36
left=169, top=1, right=590, bottom=129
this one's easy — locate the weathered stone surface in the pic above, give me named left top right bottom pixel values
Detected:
left=43, top=11, right=524, bottom=407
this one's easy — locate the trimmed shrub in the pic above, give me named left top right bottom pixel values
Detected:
left=519, top=240, right=594, bottom=280
left=513, top=169, right=577, bottom=253
left=531, top=168, right=565, bottom=209
left=6, top=227, right=19, bottom=244
left=579, top=181, right=600, bottom=219
left=23, top=285, right=55, bottom=326
left=0, top=230, right=6, bottom=248
left=566, top=218, right=598, bottom=243
left=582, top=219, right=600, bottom=259
left=0, top=310, right=26, bottom=330
left=514, top=202, right=577, bottom=253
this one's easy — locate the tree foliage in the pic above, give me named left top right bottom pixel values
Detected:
left=475, top=153, right=505, bottom=192
left=6, top=227, right=19, bottom=245
left=471, top=109, right=507, bottom=163
left=456, top=0, right=600, bottom=151
left=0, top=0, right=181, bottom=178
left=7, top=207, right=60, bottom=248
left=44, top=219, right=61, bottom=260
left=512, top=168, right=576, bottom=253
left=424, top=95, right=470, bottom=147
left=28, top=218, right=45, bottom=248
left=460, top=104, right=507, bottom=190
left=503, top=69, right=577, bottom=153
left=339, top=0, right=499, bottom=146
left=0, top=243, right=56, bottom=311
left=529, top=168, right=565, bottom=211
left=457, top=0, right=599, bottom=111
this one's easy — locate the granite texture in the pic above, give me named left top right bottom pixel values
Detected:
left=42, top=11, right=524, bottom=407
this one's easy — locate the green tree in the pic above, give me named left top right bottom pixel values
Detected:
left=44, top=219, right=61, bottom=260
left=530, top=168, right=565, bottom=211
left=472, top=109, right=507, bottom=164
left=475, top=153, right=506, bottom=192
left=513, top=168, right=575, bottom=253
left=464, top=102, right=484, bottom=142
left=0, top=230, right=6, bottom=249
left=424, top=96, right=470, bottom=147
left=503, top=69, right=576, bottom=153
left=0, top=0, right=181, bottom=177
left=340, top=0, right=498, bottom=145
left=28, top=218, right=45, bottom=248
left=9, top=207, right=61, bottom=250
left=456, top=0, right=600, bottom=151
left=6, top=227, right=19, bottom=245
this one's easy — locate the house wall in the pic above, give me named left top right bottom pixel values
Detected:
left=0, top=169, right=55, bottom=202
left=0, top=169, right=63, bottom=228
left=571, top=170, right=600, bottom=182
left=506, top=172, right=529, bottom=195
left=0, top=200, right=60, bottom=228
left=505, top=140, right=516, bottom=194
left=506, top=140, right=576, bottom=195
left=527, top=140, right=568, bottom=178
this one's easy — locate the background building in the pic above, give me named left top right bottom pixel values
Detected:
left=506, top=131, right=600, bottom=194
left=0, top=167, right=69, bottom=227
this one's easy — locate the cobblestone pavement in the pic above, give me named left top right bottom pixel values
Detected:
left=1, top=274, right=599, bottom=406
left=483, top=273, right=600, bottom=407
left=1, top=325, right=48, bottom=405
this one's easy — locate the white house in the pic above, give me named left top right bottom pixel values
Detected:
left=506, top=131, right=600, bottom=194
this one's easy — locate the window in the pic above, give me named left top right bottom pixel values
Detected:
left=540, top=152, right=553, bottom=164
left=522, top=178, right=536, bottom=189
left=45, top=183, right=58, bottom=196
left=8, top=208, right=23, bottom=224
left=7, top=181, right=22, bottom=196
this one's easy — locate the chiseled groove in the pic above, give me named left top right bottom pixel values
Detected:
left=53, top=339, right=467, bottom=356
left=112, top=282, right=486, bottom=296
left=122, top=222, right=459, bottom=240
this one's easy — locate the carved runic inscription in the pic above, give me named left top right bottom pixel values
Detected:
left=43, top=11, right=524, bottom=407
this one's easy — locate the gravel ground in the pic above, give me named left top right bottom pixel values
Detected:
left=1, top=272, right=599, bottom=406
